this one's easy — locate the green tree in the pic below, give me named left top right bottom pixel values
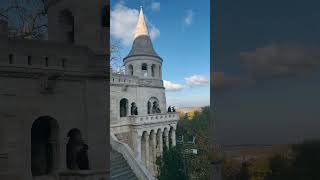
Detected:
left=156, top=146, right=187, bottom=180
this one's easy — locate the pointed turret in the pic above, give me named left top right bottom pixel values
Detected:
left=134, top=7, right=149, bottom=39
left=124, top=6, right=161, bottom=61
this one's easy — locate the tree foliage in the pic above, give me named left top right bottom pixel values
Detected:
left=156, top=146, right=187, bottom=180
left=265, top=140, right=320, bottom=180
left=175, top=106, right=211, bottom=179
left=0, top=0, right=52, bottom=39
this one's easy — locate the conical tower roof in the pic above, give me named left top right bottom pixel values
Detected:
left=124, top=7, right=161, bottom=61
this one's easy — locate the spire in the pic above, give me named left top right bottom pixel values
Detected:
left=134, top=6, right=149, bottom=39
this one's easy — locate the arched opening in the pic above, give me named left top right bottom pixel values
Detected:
left=163, top=128, right=168, bottom=151
left=169, top=127, right=173, bottom=148
left=141, top=131, right=149, bottom=166
left=128, top=64, right=133, bottom=76
left=131, top=102, right=138, bottom=115
left=149, top=97, right=161, bottom=114
left=156, top=129, right=162, bottom=157
left=59, top=9, right=74, bottom=43
left=120, top=98, right=128, bottom=117
left=151, top=64, right=156, bottom=77
left=66, top=128, right=89, bottom=170
left=147, top=101, right=151, bottom=114
left=159, top=65, right=162, bottom=78
left=142, top=63, right=148, bottom=77
left=31, top=116, right=59, bottom=176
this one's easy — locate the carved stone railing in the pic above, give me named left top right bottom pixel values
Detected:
left=111, top=112, right=179, bottom=127
left=110, top=131, right=154, bottom=180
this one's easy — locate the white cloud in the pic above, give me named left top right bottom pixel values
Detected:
left=151, top=2, right=160, bottom=12
left=185, top=75, right=209, bottom=87
left=111, top=2, right=160, bottom=46
left=163, top=80, right=184, bottom=91
left=184, top=10, right=194, bottom=26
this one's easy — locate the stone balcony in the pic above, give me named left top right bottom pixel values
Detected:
left=111, top=112, right=179, bottom=128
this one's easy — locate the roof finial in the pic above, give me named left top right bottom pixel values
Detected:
left=134, top=5, right=149, bottom=39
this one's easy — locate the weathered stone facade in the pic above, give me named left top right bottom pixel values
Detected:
left=110, top=8, right=179, bottom=177
left=0, top=0, right=109, bottom=179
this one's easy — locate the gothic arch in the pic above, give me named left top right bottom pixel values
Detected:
left=120, top=98, right=128, bottom=117
left=58, top=9, right=75, bottom=43
left=141, top=63, right=148, bottom=77
left=31, top=116, right=59, bottom=176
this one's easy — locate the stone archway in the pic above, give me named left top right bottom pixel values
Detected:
left=31, top=116, right=59, bottom=176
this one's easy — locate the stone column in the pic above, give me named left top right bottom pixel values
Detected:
left=171, top=129, right=176, bottom=147
left=147, top=64, right=152, bottom=78
left=150, top=132, right=156, bottom=174
left=157, top=130, right=163, bottom=157
left=133, top=131, right=142, bottom=161
left=164, top=130, right=169, bottom=149
left=143, top=132, right=150, bottom=167
left=60, top=137, right=67, bottom=170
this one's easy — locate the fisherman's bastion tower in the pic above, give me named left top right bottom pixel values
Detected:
left=110, top=7, right=179, bottom=180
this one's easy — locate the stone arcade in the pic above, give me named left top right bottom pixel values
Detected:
left=0, top=0, right=109, bottom=179
left=110, top=8, right=179, bottom=179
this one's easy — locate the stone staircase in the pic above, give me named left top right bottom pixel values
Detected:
left=110, top=149, right=138, bottom=180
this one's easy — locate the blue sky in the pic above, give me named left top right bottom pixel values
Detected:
left=214, top=0, right=320, bottom=145
left=110, top=0, right=210, bottom=108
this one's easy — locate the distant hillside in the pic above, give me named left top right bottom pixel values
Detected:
left=177, top=107, right=202, bottom=113
left=176, top=107, right=202, bottom=119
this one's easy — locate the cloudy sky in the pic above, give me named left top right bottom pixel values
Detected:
left=213, top=0, right=320, bottom=145
left=110, top=0, right=210, bottom=108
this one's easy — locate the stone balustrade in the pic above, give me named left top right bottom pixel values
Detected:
left=110, top=73, right=164, bottom=88
left=114, top=112, right=179, bottom=127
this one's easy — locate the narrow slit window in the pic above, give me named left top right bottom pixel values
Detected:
left=9, top=54, right=13, bottom=64
left=28, top=56, right=32, bottom=65
left=45, top=57, right=49, bottom=67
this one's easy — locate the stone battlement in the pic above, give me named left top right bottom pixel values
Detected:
left=0, top=38, right=106, bottom=75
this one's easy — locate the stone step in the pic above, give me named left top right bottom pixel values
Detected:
left=110, top=148, right=138, bottom=180
left=111, top=168, right=136, bottom=179
left=110, top=164, right=132, bottom=176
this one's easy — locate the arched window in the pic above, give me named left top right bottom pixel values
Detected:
left=120, top=98, right=128, bottom=117
left=128, top=64, right=133, bottom=75
left=142, top=63, right=148, bottom=77
left=151, top=64, right=156, bottom=77
left=159, top=65, right=162, bottom=78
left=59, top=9, right=74, bottom=43
left=148, top=97, right=161, bottom=114
left=31, top=116, right=59, bottom=176
left=131, top=102, right=138, bottom=115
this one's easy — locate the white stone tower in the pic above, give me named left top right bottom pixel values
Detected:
left=124, top=7, right=162, bottom=80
